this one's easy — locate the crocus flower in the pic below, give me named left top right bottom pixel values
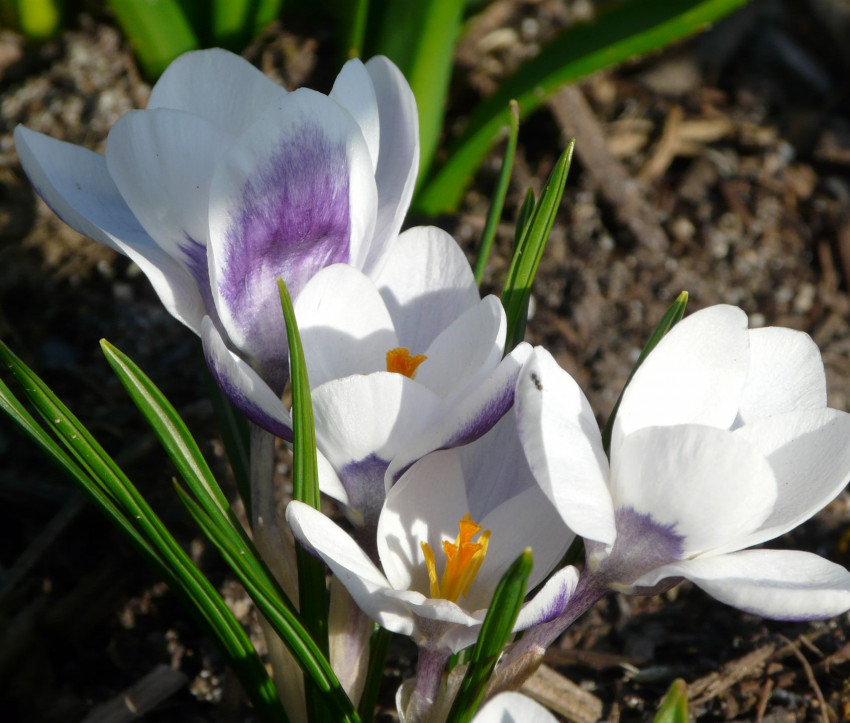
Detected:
left=516, top=305, right=850, bottom=622
left=473, top=693, right=558, bottom=723
left=225, top=223, right=532, bottom=528
left=15, top=48, right=418, bottom=433
left=286, top=410, right=578, bottom=655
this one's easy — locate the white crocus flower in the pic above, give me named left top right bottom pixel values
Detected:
left=473, top=692, right=558, bottom=723
left=15, top=48, right=418, bottom=439
left=516, top=305, right=850, bottom=622
left=286, top=410, right=578, bottom=654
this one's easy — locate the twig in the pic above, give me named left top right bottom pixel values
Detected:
left=778, top=635, right=830, bottom=723
left=81, top=664, right=188, bottom=723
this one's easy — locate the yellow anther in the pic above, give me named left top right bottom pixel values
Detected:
left=386, top=347, right=427, bottom=378
left=420, top=514, right=491, bottom=602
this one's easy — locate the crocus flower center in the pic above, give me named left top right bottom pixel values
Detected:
left=386, top=347, right=427, bottom=378
left=420, top=514, right=491, bottom=602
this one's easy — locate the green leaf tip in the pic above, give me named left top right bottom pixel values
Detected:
left=654, top=678, right=689, bottom=723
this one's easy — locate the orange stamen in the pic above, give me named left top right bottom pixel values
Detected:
left=420, top=514, right=491, bottom=602
left=386, top=347, right=428, bottom=378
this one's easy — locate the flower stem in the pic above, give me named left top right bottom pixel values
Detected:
left=406, top=646, right=452, bottom=723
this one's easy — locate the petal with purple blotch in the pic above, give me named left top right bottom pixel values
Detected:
left=208, top=88, right=377, bottom=372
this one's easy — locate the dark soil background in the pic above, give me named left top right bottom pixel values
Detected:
left=2, top=0, right=850, bottom=720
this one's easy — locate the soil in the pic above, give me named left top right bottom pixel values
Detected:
left=2, top=1, right=850, bottom=721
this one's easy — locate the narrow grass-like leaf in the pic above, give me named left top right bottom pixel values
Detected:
left=0, top=341, right=284, bottom=721
left=358, top=627, right=393, bottom=723
left=447, top=549, right=533, bottom=723
left=105, top=0, right=199, bottom=78
left=100, top=338, right=358, bottom=717
left=474, top=100, right=520, bottom=286
left=601, top=291, right=688, bottom=455
left=365, top=0, right=465, bottom=183
left=513, top=188, right=535, bottom=254
left=343, top=0, right=371, bottom=58
left=0, top=0, right=61, bottom=39
left=210, top=0, right=283, bottom=49
left=174, top=483, right=361, bottom=723
left=501, top=141, right=574, bottom=351
left=416, top=0, right=750, bottom=213
left=278, top=277, right=331, bottom=719
left=654, top=679, right=689, bottom=723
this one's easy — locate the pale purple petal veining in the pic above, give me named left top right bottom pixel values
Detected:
left=339, top=454, right=391, bottom=531
left=215, top=121, right=352, bottom=368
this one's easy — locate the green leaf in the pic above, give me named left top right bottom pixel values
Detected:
left=513, top=187, right=536, bottom=253
left=0, top=341, right=285, bottom=721
left=446, top=549, right=533, bottom=723
left=341, top=0, right=371, bottom=58
left=210, top=0, right=284, bottom=49
left=501, top=141, right=574, bottom=351
left=654, top=679, right=689, bottom=723
left=105, top=0, right=199, bottom=78
left=474, top=100, right=520, bottom=286
left=0, top=0, right=61, bottom=39
left=358, top=627, right=393, bottom=722
left=601, top=291, right=688, bottom=455
left=278, top=277, right=333, bottom=720
left=100, top=339, right=358, bottom=719
left=364, top=0, right=466, bottom=184
left=416, top=0, right=751, bottom=214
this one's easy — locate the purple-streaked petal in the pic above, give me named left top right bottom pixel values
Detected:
left=611, top=305, right=749, bottom=458
left=285, top=501, right=414, bottom=635
left=514, top=566, right=580, bottom=631
left=726, top=408, right=850, bottom=552
left=378, top=449, right=470, bottom=596
left=208, top=88, right=377, bottom=371
left=294, top=264, right=396, bottom=389
left=416, top=296, right=505, bottom=405
left=201, top=318, right=293, bottom=441
left=360, top=56, right=419, bottom=276
left=475, top=693, right=559, bottom=723
left=611, top=425, right=777, bottom=557
left=148, top=48, right=286, bottom=137
left=312, top=373, right=446, bottom=526
left=637, top=550, right=850, bottom=621
left=331, top=58, right=380, bottom=172
left=386, top=342, right=533, bottom=485
left=14, top=126, right=206, bottom=332
left=736, top=327, right=827, bottom=425
left=372, top=226, right=479, bottom=353
left=515, top=348, right=614, bottom=546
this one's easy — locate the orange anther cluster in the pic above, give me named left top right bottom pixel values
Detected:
left=386, top=347, right=427, bottom=378
left=421, top=514, right=491, bottom=602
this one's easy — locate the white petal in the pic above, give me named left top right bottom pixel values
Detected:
left=148, top=48, right=285, bottom=137
left=377, top=449, right=470, bottom=596
left=383, top=588, right=485, bottom=652
left=317, top=447, right=349, bottom=507
left=295, top=264, right=397, bottom=388
left=312, top=373, right=446, bottom=525
left=106, top=109, right=228, bottom=287
left=207, top=88, right=377, bottom=371
left=476, top=486, right=572, bottom=605
left=416, top=296, right=505, bottom=404
left=372, top=225, right=479, bottom=353
left=15, top=125, right=206, bottom=331
left=201, top=318, right=293, bottom=440
left=386, top=343, right=533, bottom=485
left=515, top=348, right=615, bottom=545
left=475, top=693, right=558, bottom=723
left=736, top=327, right=827, bottom=425
left=331, top=58, right=380, bottom=172
left=612, top=425, right=777, bottom=557
left=285, top=501, right=414, bottom=635
left=641, top=550, right=850, bottom=621
left=728, top=408, right=850, bottom=551
left=514, top=566, right=580, bottom=632
left=361, top=56, right=419, bottom=275
left=612, top=305, right=749, bottom=456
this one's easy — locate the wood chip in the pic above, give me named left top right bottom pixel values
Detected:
left=81, top=665, right=188, bottom=723
left=690, top=644, right=777, bottom=705
left=522, top=663, right=603, bottom=723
